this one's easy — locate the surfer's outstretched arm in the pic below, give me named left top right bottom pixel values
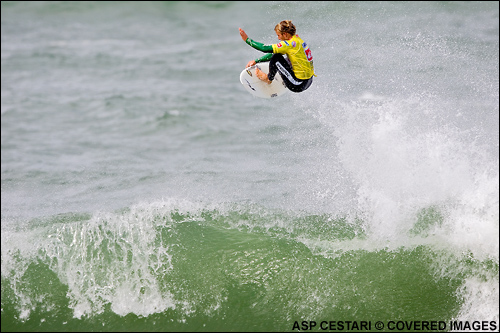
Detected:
left=239, top=27, right=274, bottom=68
left=239, top=28, right=273, bottom=53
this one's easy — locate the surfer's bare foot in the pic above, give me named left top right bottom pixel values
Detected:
left=255, top=67, right=272, bottom=84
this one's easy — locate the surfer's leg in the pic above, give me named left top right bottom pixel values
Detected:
left=268, top=54, right=288, bottom=81
left=268, top=53, right=311, bottom=92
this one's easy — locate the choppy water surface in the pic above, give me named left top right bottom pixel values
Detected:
left=1, top=1, right=498, bottom=331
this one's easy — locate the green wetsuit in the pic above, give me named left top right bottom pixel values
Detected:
left=245, top=38, right=273, bottom=63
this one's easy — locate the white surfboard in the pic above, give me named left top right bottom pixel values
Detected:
left=239, top=62, right=288, bottom=99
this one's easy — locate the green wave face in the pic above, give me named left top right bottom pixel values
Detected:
left=2, top=202, right=496, bottom=332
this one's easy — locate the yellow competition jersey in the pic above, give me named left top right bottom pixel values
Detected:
left=272, top=34, right=315, bottom=80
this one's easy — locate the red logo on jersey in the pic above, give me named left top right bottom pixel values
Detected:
left=277, top=43, right=283, bottom=48
left=302, top=42, right=313, bottom=61
left=305, top=48, right=313, bottom=61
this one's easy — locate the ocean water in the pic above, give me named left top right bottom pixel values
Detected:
left=1, top=1, right=498, bottom=332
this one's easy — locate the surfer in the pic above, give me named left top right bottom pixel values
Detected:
left=239, top=20, right=315, bottom=93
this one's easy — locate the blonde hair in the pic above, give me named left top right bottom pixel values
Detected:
left=275, top=20, right=296, bottom=36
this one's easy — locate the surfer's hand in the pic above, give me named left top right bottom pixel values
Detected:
left=239, top=28, right=248, bottom=41
left=246, top=60, right=256, bottom=68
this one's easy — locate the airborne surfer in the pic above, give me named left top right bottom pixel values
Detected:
left=239, top=20, right=315, bottom=93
